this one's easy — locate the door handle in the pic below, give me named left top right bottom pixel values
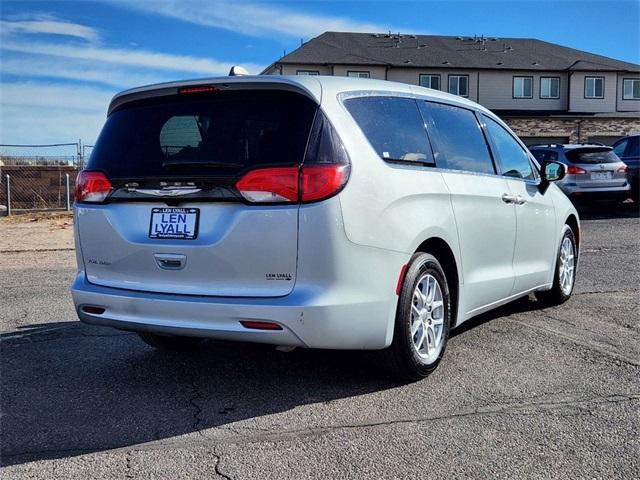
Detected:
left=502, top=193, right=517, bottom=204
left=515, top=195, right=527, bottom=205
left=154, top=253, right=186, bottom=270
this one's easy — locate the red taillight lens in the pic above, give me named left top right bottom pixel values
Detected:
left=235, top=164, right=349, bottom=204
left=300, top=165, right=349, bottom=202
left=74, top=171, right=112, bottom=203
left=617, top=165, right=628, bottom=173
left=567, top=165, right=587, bottom=175
left=240, top=320, right=283, bottom=330
left=235, top=167, right=299, bottom=203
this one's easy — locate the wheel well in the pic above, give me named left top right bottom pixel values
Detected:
left=565, top=214, right=580, bottom=252
left=415, top=238, right=459, bottom=327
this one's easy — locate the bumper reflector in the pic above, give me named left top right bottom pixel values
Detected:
left=240, top=321, right=283, bottom=331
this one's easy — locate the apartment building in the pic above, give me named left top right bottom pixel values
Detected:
left=263, top=32, right=640, bottom=145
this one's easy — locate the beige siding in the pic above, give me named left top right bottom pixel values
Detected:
left=478, top=70, right=567, bottom=110
left=617, top=72, right=640, bottom=112
left=332, top=65, right=387, bottom=79
left=569, top=72, right=617, bottom=112
left=274, top=64, right=333, bottom=75
left=387, top=68, right=479, bottom=102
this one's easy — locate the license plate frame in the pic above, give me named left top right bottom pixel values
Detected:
left=149, top=207, right=199, bottom=240
left=590, top=171, right=612, bottom=180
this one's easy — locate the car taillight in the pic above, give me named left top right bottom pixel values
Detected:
left=567, top=165, right=587, bottom=175
left=235, top=167, right=299, bottom=203
left=74, top=171, right=112, bottom=203
left=235, top=164, right=350, bottom=204
left=617, top=165, right=628, bottom=173
left=236, top=110, right=350, bottom=204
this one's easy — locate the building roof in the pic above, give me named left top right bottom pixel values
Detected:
left=269, top=32, right=640, bottom=73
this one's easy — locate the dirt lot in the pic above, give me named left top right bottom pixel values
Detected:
left=1, top=206, right=639, bottom=479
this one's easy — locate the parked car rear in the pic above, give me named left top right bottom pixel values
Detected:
left=72, top=76, right=580, bottom=380
left=612, top=135, right=639, bottom=202
left=529, top=144, right=630, bottom=202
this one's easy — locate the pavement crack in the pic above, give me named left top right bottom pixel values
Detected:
left=213, top=448, right=232, bottom=480
left=188, top=373, right=204, bottom=436
left=124, top=450, right=134, bottom=479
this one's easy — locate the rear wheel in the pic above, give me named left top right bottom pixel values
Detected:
left=537, top=225, right=577, bottom=306
left=385, top=253, right=451, bottom=381
left=138, top=332, right=203, bottom=351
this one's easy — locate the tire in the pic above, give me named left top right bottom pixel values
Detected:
left=384, top=252, right=452, bottom=381
left=138, top=332, right=203, bottom=351
left=537, top=225, right=577, bottom=306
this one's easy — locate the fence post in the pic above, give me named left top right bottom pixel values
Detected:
left=5, top=174, right=10, bottom=216
left=65, top=173, right=71, bottom=211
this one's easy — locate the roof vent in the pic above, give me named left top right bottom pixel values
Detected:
left=497, top=61, right=504, bottom=65
left=404, top=60, right=412, bottom=64
left=419, top=43, right=427, bottom=48
left=532, top=61, right=540, bottom=66
left=442, top=60, right=450, bottom=65
left=228, top=65, right=249, bottom=76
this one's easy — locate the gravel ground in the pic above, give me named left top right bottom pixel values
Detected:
left=1, top=205, right=638, bottom=479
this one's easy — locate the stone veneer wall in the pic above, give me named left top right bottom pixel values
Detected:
left=503, top=116, right=640, bottom=144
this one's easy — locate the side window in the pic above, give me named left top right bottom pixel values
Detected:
left=531, top=149, right=558, bottom=163
left=613, top=139, right=628, bottom=157
left=483, top=115, right=535, bottom=180
left=419, top=102, right=495, bottom=174
left=343, top=96, right=434, bottom=164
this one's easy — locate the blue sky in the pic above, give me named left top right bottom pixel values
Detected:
left=1, top=0, right=639, bottom=150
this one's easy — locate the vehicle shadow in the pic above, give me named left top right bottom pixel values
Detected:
left=0, top=321, right=402, bottom=467
left=0, top=293, right=559, bottom=467
left=573, top=199, right=639, bottom=220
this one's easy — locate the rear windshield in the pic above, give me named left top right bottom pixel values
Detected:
left=565, top=147, right=619, bottom=164
left=88, top=90, right=318, bottom=180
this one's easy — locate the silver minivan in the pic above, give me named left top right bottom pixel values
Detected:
left=72, top=76, right=579, bottom=379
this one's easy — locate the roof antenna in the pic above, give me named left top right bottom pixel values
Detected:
left=300, top=38, right=303, bottom=46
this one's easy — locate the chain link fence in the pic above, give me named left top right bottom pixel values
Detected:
left=0, top=143, right=91, bottom=215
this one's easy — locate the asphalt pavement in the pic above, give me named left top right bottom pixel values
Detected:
left=1, top=203, right=638, bottom=479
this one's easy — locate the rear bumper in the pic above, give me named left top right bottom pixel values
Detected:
left=559, top=183, right=630, bottom=199
left=71, top=271, right=398, bottom=350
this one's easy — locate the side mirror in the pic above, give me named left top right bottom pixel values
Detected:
left=543, top=161, right=566, bottom=182
left=539, top=161, right=566, bottom=194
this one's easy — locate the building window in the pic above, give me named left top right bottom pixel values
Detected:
left=347, top=71, right=370, bottom=78
left=540, top=77, right=560, bottom=99
left=585, top=76, right=604, bottom=98
left=419, top=74, right=440, bottom=90
left=623, top=78, right=640, bottom=100
left=448, top=75, right=469, bottom=97
left=513, top=76, right=533, bottom=98
left=296, top=70, right=320, bottom=76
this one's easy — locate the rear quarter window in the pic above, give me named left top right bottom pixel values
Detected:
left=343, top=96, right=434, bottom=164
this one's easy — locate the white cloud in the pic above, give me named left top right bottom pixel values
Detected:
left=0, top=18, right=100, bottom=42
left=1, top=39, right=264, bottom=75
left=108, top=0, right=392, bottom=38
left=0, top=56, right=171, bottom=89
left=0, top=82, right=113, bottom=144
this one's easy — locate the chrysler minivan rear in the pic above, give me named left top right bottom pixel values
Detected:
left=71, top=79, right=402, bottom=350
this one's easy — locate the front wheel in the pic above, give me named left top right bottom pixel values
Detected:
left=384, top=253, right=452, bottom=381
left=537, top=225, right=577, bottom=306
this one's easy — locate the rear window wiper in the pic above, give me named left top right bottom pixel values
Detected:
left=162, top=160, right=244, bottom=169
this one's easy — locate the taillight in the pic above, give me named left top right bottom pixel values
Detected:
left=300, top=165, right=349, bottom=202
left=236, top=110, right=351, bottom=204
left=74, top=171, right=112, bottom=203
left=617, top=165, right=628, bottom=173
left=235, top=167, right=299, bottom=203
left=567, top=165, right=587, bottom=175
left=235, top=165, right=350, bottom=204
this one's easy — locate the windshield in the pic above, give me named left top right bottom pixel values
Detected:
left=88, top=90, right=318, bottom=180
left=565, top=147, right=620, bottom=164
